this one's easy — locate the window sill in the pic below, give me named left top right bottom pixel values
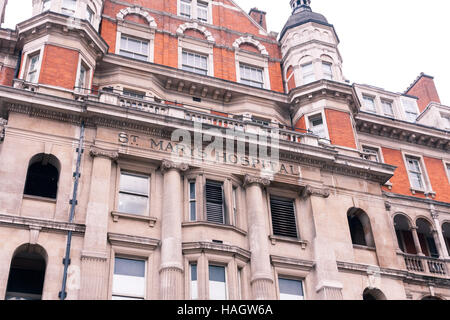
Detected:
left=410, top=188, right=425, bottom=195
left=23, top=194, right=57, bottom=203
left=182, top=221, right=247, bottom=236
left=353, top=244, right=376, bottom=251
left=269, top=235, right=308, bottom=249
left=111, top=211, right=157, bottom=227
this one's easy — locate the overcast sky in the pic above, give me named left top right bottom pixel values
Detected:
left=3, top=0, right=450, bottom=104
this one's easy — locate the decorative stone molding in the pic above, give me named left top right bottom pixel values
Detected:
left=182, top=241, right=251, bottom=262
left=89, top=146, right=119, bottom=160
left=270, top=255, right=315, bottom=271
left=0, top=118, right=6, bottom=142
left=0, top=213, right=85, bottom=234
left=116, top=6, right=157, bottom=28
left=111, top=211, right=157, bottom=227
left=250, top=277, right=275, bottom=300
left=176, top=22, right=215, bottom=43
left=160, top=266, right=184, bottom=300
left=160, top=159, right=189, bottom=174
left=300, top=185, right=331, bottom=198
left=243, top=174, right=271, bottom=188
left=233, top=36, right=269, bottom=56
left=108, top=232, right=160, bottom=250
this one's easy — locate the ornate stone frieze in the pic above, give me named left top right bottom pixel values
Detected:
left=89, top=146, right=119, bottom=160
left=301, top=185, right=331, bottom=198
left=0, top=118, right=6, bottom=142
left=160, top=159, right=189, bottom=173
left=243, top=174, right=271, bottom=188
left=108, top=232, right=160, bottom=250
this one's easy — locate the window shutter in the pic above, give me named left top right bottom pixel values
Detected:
left=206, top=181, right=224, bottom=224
left=270, top=197, right=298, bottom=238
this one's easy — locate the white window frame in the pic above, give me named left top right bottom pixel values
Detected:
left=362, top=95, right=377, bottom=114
left=239, top=63, right=264, bottom=89
left=189, top=262, right=199, bottom=300
left=321, top=61, right=333, bottom=80
left=75, top=57, right=92, bottom=93
left=305, top=110, right=330, bottom=141
left=115, top=20, right=155, bottom=63
left=301, top=62, right=315, bottom=85
left=182, top=50, right=208, bottom=75
left=118, top=34, right=150, bottom=62
left=277, top=276, right=305, bottom=300
left=402, top=153, right=432, bottom=193
left=116, top=171, right=150, bottom=216
left=208, top=264, right=228, bottom=300
left=362, top=145, right=381, bottom=163
left=25, top=51, right=41, bottom=83
left=111, top=256, right=147, bottom=300
left=189, top=180, right=197, bottom=221
left=178, top=0, right=213, bottom=24
left=360, top=143, right=385, bottom=163
left=61, top=0, right=77, bottom=17
left=178, top=36, right=214, bottom=77
left=235, top=50, right=270, bottom=90
left=381, top=99, right=395, bottom=117
left=402, top=98, right=420, bottom=123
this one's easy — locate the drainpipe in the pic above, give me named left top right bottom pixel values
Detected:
left=59, top=120, right=85, bottom=300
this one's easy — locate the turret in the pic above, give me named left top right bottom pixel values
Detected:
left=280, top=0, right=344, bottom=92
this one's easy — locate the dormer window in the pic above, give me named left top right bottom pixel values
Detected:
left=180, top=0, right=192, bottom=18
left=362, top=96, right=376, bottom=113
left=179, top=0, right=211, bottom=23
left=402, top=99, right=419, bottom=122
left=381, top=100, right=394, bottom=117
left=62, top=0, right=76, bottom=16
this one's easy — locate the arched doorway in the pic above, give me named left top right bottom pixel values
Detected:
left=5, top=244, right=47, bottom=300
left=363, top=288, right=387, bottom=300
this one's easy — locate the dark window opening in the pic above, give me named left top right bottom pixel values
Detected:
left=270, top=196, right=298, bottom=239
left=205, top=180, right=225, bottom=224
left=24, top=159, right=60, bottom=199
left=347, top=208, right=374, bottom=247
left=348, top=215, right=366, bottom=246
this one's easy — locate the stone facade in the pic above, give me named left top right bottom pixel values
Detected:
left=0, top=0, right=448, bottom=300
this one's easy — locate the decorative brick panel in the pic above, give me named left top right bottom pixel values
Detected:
left=325, top=109, right=356, bottom=149
left=423, top=156, right=450, bottom=203
left=39, top=45, right=79, bottom=90
left=405, top=74, right=441, bottom=113
left=0, top=66, right=15, bottom=86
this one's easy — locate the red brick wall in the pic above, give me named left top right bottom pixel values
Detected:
left=39, top=45, right=79, bottom=90
left=423, top=156, right=450, bottom=203
left=124, top=14, right=149, bottom=25
left=286, top=66, right=296, bottom=91
left=325, top=109, right=356, bottom=149
left=406, top=75, right=441, bottom=113
left=100, top=0, right=284, bottom=92
left=0, top=66, right=15, bottom=86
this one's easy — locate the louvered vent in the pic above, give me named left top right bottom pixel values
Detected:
left=270, top=196, right=298, bottom=238
left=206, top=181, right=224, bottom=224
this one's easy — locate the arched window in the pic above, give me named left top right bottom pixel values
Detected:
left=442, top=223, right=450, bottom=257
left=416, top=218, right=439, bottom=258
left=6, top=244, right=47, bottom=300
left=393, top=214, right=416, bottom=254
left=363, top=288, right=387, bottom=300
left=347, top=208, right=375, bottom=247
left=24, top=153, right=60, bottom=199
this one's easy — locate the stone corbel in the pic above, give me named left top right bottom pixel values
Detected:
left=243, top=174, right=271, bottom=188
left=300, top=185, right=330, bottom=198
left=89, top=146, right=119, bottom=161
left=160, top=159, right=189, bottom=174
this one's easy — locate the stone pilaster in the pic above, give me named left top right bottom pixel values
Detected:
left=79, top=146, right=118, bottom=300
left=159, top=160, right=188, bottom=300
left=410, top=227, right=424, bottom=256
left=243, top=174, right=274, bottom=300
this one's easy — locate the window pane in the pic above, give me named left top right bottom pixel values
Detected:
left=279, top=278, right=304, bottom=300
left=190, top=263, right=198, bottom=299
left=120, top=173, right=149, bottom=195
left=363, top=96, right=376, bottom=112
left=209, top=265, right=226, bottom=300
left=382, top=101, right=394, bottom=116
left=113, top=258, right=145, bottom=298
left=322, top=62, right=332, bottom=80
left=118, top=193, right=148, bottom=215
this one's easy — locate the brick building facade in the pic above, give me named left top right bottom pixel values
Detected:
left=0, top=0, right=449, bottom=300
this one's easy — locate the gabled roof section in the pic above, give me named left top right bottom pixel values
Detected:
left=224, top=0, right=269, bottom=36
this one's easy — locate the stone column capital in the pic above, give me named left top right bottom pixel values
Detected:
left=89, top=146, right=119, bottom=161
left=243, top=174, right=271, bottom=188
left=160, top=159, right=189, bottom=174
left=301, top=185, right=330, bottom=198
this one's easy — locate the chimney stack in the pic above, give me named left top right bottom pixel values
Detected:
left=405, top=73, right=441, bottom=113
left=249, top=8, right=267, bottom=31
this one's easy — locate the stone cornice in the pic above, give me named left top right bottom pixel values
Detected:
left=89, top=145, right=119, bottom=160
left=107, top=232, right=160, bottom=251
left=182, top=241, right=251, bottom=262
left=383, top=191, right=450, bottom=208
left=243, top=174, right=271, bottom=188
left=160, top=159, right=189, bottom=174
left=0, top=213, right=85, bottom=234
left=270, top=255, right=315, bottom=271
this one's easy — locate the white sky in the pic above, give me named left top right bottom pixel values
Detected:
left=3, top=0, right=450, bottom=104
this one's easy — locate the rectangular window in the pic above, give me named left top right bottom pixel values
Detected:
left=209, top=265, right=227, bottom=300
left=120, top=35, right=149, bottom=62
left=302, top=62, right=315, bottom=84
left=123, top=89, right=145, bottom=99
left=197, top=1, right=208, bottom=22
left=362, top=146, right=380, bottom=162
left=118, top=172, right=149, bottom=215
left=405, top=157, right=424, bottom=190
left=403, top=99, right=418, bottom=122
left=42, top=0, right=51, bottom=12
left=308, top=113, right=326, bottom=139
left=239, top=64, right=264, bottom=88
left=62, top=0, right=76, bottom=16
left=86, top=6, right=94, bottom=24
left=232, top=187, right=237, bottom=226
left=77, top=63, right=88, bottom=89
left=363, top=96, right=376, bottom=113
left=270, top=196, right=298, bottom=239
left=237, top=267, right=243, bottom=300
left=112, top=257, right=146, bottom=300
left=190, top=263, right=198, bottom=300
left=381, top=100, right=394, bottom=117
left=189, top=181, right=196, bottom=221
left=26, top=53, right=40, bottom=83
left=182, top=51, right=208, bottom=75
left=278, top=278, right=304, bottom=300
left=180, top=0, right=192, bottom=18
left=205, top=180, right=225, bottom=224
left=322, top=62, right=333, bottom=80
